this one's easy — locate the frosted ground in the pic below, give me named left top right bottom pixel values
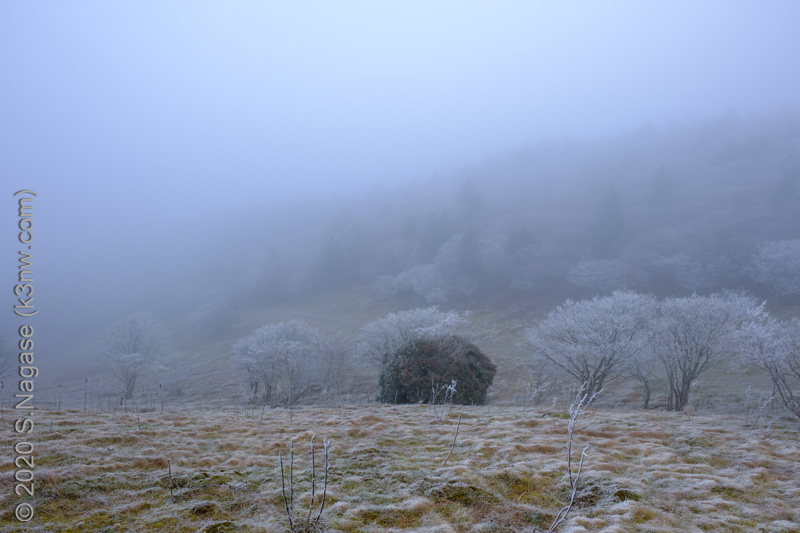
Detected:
left=2, top=404, right=798, bottom=532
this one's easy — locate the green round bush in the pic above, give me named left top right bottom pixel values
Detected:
left=378, top=335, right=496, bottom=405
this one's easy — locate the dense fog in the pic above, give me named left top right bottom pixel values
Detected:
left=1, top=2, right=799, bottom=389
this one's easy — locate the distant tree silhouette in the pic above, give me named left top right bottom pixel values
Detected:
left=101, top=313, right=167, bottom=403
left=590, top=185, right=626, bottom=258
left=750, top=240, right=800, bottom=303
left=233, top=320, right=324, bottom=407
left=648, top=167, right=675, bottom=208
left=504, top=225, right=534, bottom=256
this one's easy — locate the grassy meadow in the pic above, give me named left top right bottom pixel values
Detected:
left=2, top=402, right=799, bottom=532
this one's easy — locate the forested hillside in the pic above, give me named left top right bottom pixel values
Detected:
left=245, top=112, right=800, bottom=311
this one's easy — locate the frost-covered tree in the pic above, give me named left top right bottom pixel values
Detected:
left=375, top=264, right=447, bottom=304
left=356, top=307, right=471, bottom=372
left=750, top=240, right=800, bottom=302
left=527, top=291, right=656, bottom=400
left=567, top=257, right=649, bottom=293
left=589, top=185, right=626, bottom=257
left=628, top=344, right=662, bottom=410
left=651, top=292, right=760, bottom=411
left=317, top=332, right=352, bottom=399
left=233, top=319, right=323, bottom=407
left=101, top=313, right=167, bottom=402
left=650, top=253, right=717, bottom=292
left=376, top=231, right=488, bottom=304
left=455, top=179, right=483, bottom=216
left=568, top=258, right=628, bottom=292
left=736, top=316, right=800, bottom=420
left=434, top=233, right=481, bottom=300
left=419, top=210, right=457, bottom=262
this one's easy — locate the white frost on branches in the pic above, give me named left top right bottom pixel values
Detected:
left=375, top=264, right=447, bottom=304
left=736, top=315, right=800, bottom=419
left=526, top=290, right=656, bottom=400
left=101, top=313, right=167, bottom=402
left=650, top=291, right=761, bottom=411
left=567, top=258, right=643, bottom=293
left=356, top=307, right=471, bottom=369
left=233, top=319, right=324, bottom=406
left=750, top=239, right=800, bottom=301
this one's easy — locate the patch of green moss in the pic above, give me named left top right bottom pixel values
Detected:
left=490, top=470, right=559, bottom=507
left=190, top=500, right=223, bottom=517
left=83, top=434, right=141, bottom=447
left=350, top=506, right=423, bottom=528
left=707, top=455, right=731, bottom=469
left=685, top=435, right=716, bottom=447
left=435, top=501, right=475, bottom=523
left=614, top=488, right=641, bottom=502
left=681, top=454, right=703, bottom=465
left=729, top=517, right=758, bottom=528
left=632, top=506, right=656, bottom=523
left=574, top=482, right=605, bottom=507
left=145, top=515, right=181, bottom=530
left=527, top=509, right=556, bottom=528
left=57, top=473, right=136, bottom=497
left=711, top=485, right=746, bottom=500
left=64, top=511, right=117, bottom=531
left=426, top=482, right=499, bottom=505
left=200, top=520, right=239, bottom=532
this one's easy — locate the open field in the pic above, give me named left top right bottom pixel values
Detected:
left=2, top=404, right=799, bottom=532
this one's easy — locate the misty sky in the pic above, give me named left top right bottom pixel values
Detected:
left=3, top=2, right=800, bottom=201
left=1, top=1, right=800, bottom=364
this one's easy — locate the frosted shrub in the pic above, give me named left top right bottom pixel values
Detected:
left=378, top=336, right=495, bottom=406
left=736, top=316, right=800, bottom=422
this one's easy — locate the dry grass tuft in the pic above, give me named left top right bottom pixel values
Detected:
left=0, top=405, right=797, bottom=532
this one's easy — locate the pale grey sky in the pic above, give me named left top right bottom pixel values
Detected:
left=3, top=1, right=799, bottom=203
left=1, top=1, right=799, bottom=363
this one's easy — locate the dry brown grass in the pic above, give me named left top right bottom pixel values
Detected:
left=1, top=405, right=798, bottom=532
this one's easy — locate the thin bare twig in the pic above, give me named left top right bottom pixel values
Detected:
left=305, top=435, right=316, bottom=531
left=279, top=450, right=295, bottom=531
left=312, top=439, right=330, bottom=530
left=167, top=459, right=174, bottom=500
left=442, top=414, right=462, bottom=467
left=289, top=438, right=295, bottom=521
left=567, top=383, right=600, bottom=488
left=280, top=436, right=331, bottom=532
left=534, top=381, right=598, bottom=533
left=545, top=446, right=590, bottom=533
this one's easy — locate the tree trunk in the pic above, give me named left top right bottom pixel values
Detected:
left=676, top=382, right=690, bottom=412
left=641, top=380, right=651, bottom=410
left=122, top=375, right=137, bottom=403
left=249, top=379, right=259, bottom=400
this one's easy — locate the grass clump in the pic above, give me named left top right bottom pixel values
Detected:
left=3, top=405, right=799, bottom=532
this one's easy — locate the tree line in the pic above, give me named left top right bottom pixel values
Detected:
left=92, top=293, right=799, bottom=423
left=244, top=113, right=800, bottom=308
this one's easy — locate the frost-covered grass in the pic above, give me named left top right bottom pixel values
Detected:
left=1, top=405, right=798, bottom=532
